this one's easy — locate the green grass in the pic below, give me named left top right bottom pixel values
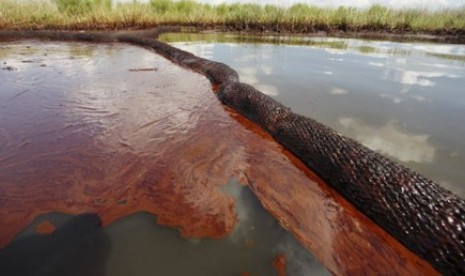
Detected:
left=1, top=0, right=464, bottom=33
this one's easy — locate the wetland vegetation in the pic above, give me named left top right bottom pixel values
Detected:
left=1, top=0, right=464, bottom=36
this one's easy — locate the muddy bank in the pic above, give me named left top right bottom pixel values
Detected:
left=2, top=23, right=465, bottom=44
left=0, top=29, right=457, bottom=274
left=0, top=27, right=176, bottom=42
left=182, top=24, right=465, bottom=44
left=244, top=25, right=464, bottom=45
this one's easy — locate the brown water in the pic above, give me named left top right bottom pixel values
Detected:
left=0, top=41, right=328, bottom=275
left=160, top=32, right=465, bottom=198
left=0, top=40, right=438, bottom=275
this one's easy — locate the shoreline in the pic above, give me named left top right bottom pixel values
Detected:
left=2, top=25, right=464, bottom=44
left=183, top=26, right=465, bottom=44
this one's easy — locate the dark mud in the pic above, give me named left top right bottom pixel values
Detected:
left=0, top=28, right=460, bottom=274
left=3, top=22, right=465, bottom=43
left=167, top=24, right=465, bottom=44
left=212, top=25, right=465, bottom=44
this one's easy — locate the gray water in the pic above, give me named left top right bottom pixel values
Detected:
left=160, top=32, right=465, bottom=198
left=105, top=181, right=326, bottom=276
left=7, top=181, right=327, bottom=276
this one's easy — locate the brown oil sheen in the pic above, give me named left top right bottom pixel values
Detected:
left=0, top=41, right=436, bottom=274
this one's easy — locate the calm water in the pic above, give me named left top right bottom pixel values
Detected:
left=160, top=32, right=465, bottom=197
left=5, top=183, right=325, bottom=276
left=0, top=41, right=327, bottom=275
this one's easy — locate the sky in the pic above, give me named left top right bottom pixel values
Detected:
left=117, top=0, right=465, bottom=10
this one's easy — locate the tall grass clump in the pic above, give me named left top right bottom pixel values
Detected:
left=150, top=0, right=212, bottom=24
left=330, top=7, right=357, bottom=30
left=365, top=4, right=391, bottom=29
left=0, top=0, right=61, bottom=29
left=52, top=0, right=111, bottom=15
left=150, top=0, right=173, bottom=14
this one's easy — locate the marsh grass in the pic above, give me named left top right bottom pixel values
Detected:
left=1, top=0, right=464, bottom=33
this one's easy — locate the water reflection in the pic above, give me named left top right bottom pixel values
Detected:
left=161, top=32, right=465, bottom=198
left=160, top=32, right=348, bottom=49
left=427, top=52, right=465, bottom=63
left=180, top=43, right=281, bottom=96
left=161, top=33, right=465, bottom=64
left=1, top=187, right=325, bottom=276
left=0, top=213, right=110, bottom=276
left=68, top=44, right=96, bottom=58
left=330, top=87, right=349, bottom=95
left=104, top=184, right=326, bottom=276
left=160, top=32, right=465, bottom=63
left=397, top=70, right=442, bottom=90
left=381, top=63, right=460, bottom=94
left=339, top=118, right=436, bottom=163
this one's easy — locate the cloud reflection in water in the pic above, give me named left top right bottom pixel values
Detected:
left=330, top=87, right=349, bottom=95
left=339, top=117, right=436, bottom=164
left=164, top=33, right=465, bottom=197
left=180, top=43, right=281, bottom=96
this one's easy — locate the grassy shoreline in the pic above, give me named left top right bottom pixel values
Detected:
left=1, top=0, right=464, bottom=39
